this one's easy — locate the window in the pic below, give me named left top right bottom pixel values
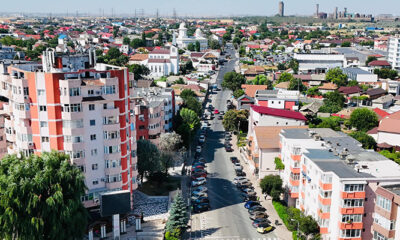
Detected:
left=101, top=85, right=116, bottom=94
left=343, top=199, right=364, bottom=208
left=77, top=165, right=85, bottom=172
left=40, top=121, right=48, bottom=128
left=374, top=231, right=389, bottom=240
left=63, top=119, right=84, bottom=128
left=69, top=88, right=81, bottom=96
left=61, top=104, right=82, bottom=112
left=340, top=229, right=361, bottom=238
left=88, top=89, right=94, bottom=95
left=89, top=104, right=95, bottom=111
left=41, top=136, right=49, bottom=142
left=341, top=214, right=362, bottom=223
left=65, top=150, right=85, bottom=159
left=90, top=134, right=96, bottom=141
left=92, top=164, right=98, bottom=170
left=104, top=145, right=120, bottom=154
left=377, top=195, right=392, bottom=211
left=103, top=116, right=118, bottom=125
left=91, top=149, right=97, bottom=156
left=39, top=105, right=47, bottom=112
left=90, top=120, right=96, bottom=126
left=103, top=103, right=107, bottom=109
left=37, top=89, right=45, bottom=96
left=64, top=136, right=82, bottom=143
left=344, top=184, right=365, bottom=192
left=104, top=131, right=120, bottom=139
left=374, top=213, right=395, bottom=230
left=92, top=180, right=99, bottom=185
left=23, top=87, right=29, bottom=95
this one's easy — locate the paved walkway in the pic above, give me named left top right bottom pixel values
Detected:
left=232, top=135, right=292, bottom=240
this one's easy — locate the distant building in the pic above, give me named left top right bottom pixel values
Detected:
left=175, top=23, right=208, bottom=51
left=0, top=43, right=24, bottom=60
left=278, top=1, right=285, bottom=17
left=388, top=36, right=400, bottom=70
left=294, top=53, right=345, bottom=74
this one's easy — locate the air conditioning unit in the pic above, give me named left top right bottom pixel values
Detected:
left=28, top=142, right=34, bottom=147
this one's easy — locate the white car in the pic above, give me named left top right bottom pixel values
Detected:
left=234, top=162, right=243, bottom=170
left=192, top=177, right=207, bottom=187
left=199, top=135, right=205, bottom=143
left=196, top=146, right=202, bottom=153
left=233, top=177, right=248, bottom=184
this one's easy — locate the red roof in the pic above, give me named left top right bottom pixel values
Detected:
left=338, top=86, right=362, bottom=95
left=373, top=108, right=390, bottom=120
left=368, top=60, right=391, bottom=67
left=251, top=105, right=307, bottom=121
left=150, top=48, right=170, bottom=54
left=369, top=54, right=384, bottom=58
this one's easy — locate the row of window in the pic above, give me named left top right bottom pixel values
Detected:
left=376, top=195, right=392, bottom=211
left=373, top=212, right=396, bottom=230
left=59, top=86, right=116, bottom=97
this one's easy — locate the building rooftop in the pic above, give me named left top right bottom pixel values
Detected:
left=254, top=126, right=308, bottom=149
left=343, top=67, right=373, bottom=75
left=251, top=105, right=307, bottom=121
left=383, top=185, right=400, bottom=196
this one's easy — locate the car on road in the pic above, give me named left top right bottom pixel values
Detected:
left=214, top=109, right=220, bottom=114
left=241, top=188, right=256, bottom=195
left=230, top=157, right=239, bottom=163
left=233, top=162, right=243, bottom=169
left=233, top=176, right=247, bottom=184
left=245, top=201, right=261, bottom=209
left=256, top=225, right=274, bottom=234
left=192, top=190, right=208, bottom=197
left=244, top=195, right=258, bottom=202
left=192, top=178, right=206, bottom=187
left=250, top=212, right=268, bottom=220
left=252, top=218, right=271, bottom=228
left=218, top=115, right=223, bottom=120
left=192, top=186, right=207, bottom=193
left=192, top=168, right=207, bottom=174
left=237, top=181, right=252, bottom=188
left=235, top=169, right=246, bottom=176
left=249, top=206, right=266, bottom=214
left=196, top=146, right=202, bottom=153
left=192, top=197, right=209, bottom=204
left=192, top=163, right=205, bottom=168
left=220, top=111, right=225, bottom=115
left=191, top=172, right=207, bottom=180
left=226, top=100, right=231, bottom=104
left=225, top=145, right=233, bottom=152
left=193, top=202, right=210, bottom=213
left=199, top=135, right=205, bottom=143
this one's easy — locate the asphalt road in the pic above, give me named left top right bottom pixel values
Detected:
left=189, top=45, right=278, bottom=240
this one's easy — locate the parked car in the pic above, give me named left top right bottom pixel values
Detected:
left=241, top=188, right=256, bottom=195
left=250, top=212, right=268, bottom=220
left=192, top=191, right=208, bottom=198
left=233, top=162, right=243, bottom=170
left=230, top=157, right=239, bottom=163
left=220, top=111, right=225, bottom=115
left=225, top=145, right=233, bottom=152
left=218, top=115, right=223, bottom=120
left=199, top=135, right=206, bottom=143
left=193, top=203, right=210, bottom=213
left=191, top=172, right=207, bottom=179
left=244, top=195, right=258, bottom=202
left=249, top=206, right=266, bottom=214
left=214, top=109, right=220, bottom=114
left=192, top=197, right=209, bottom=204
left=192, top=186, right=207, bottom=193
left=256, top=225, right=274, bottom=234
left=252, top=219, right=271, bottom=228
left=244, top=201, right=260, bottom=209
left=237, top=181, right=252, bottom=189
left=192, top=177, right=206, bottom=187
left=192, top=168, right=207, bottom=174
left=192, top=164, right=205, bottom=170
left=196, top=146, right=202, bottom=153
left=233, top=177, right=247, bottom=184
left=235, top=169, right=246, bottom=176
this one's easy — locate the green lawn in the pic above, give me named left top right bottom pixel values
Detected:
left=138, top=176, right=181, bottom=196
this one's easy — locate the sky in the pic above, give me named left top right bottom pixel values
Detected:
left=1, top=0, right=399, bottom=17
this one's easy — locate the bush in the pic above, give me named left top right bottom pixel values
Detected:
left=274, top=157, right=285, bottom=170
left=272, top=201, right=289, bottom=226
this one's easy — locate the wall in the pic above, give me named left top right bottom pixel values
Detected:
left=258, top=148, right=280, bottom=179
left=377, top=131, right=399, bottom=146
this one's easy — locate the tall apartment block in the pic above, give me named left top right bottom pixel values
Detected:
left=278, top=1, right=284, bottom=17
left=279, top=128, right=400, bottom=240
left=0, top=50, right=138, bottom=207
left=388, top=36, right=400, bottom=70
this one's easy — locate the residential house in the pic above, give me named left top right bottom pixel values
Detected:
left=376, top=111, right=400, bottom=151
left=372, top=94, right=394, bottom=109
left=237, top=95, right=255, bottom=110
left=343, top=67, right=378, bottom=84
left=241, top=84, right=269, bottom=98
left=255, top=89, right=300, bottom=111
left=294, top=53, right=345, bottom=74
left=368, top=60, right=392, bottom=70
left=318, top=82, right=338, bottom=94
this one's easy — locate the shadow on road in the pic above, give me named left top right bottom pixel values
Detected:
left=189, top=227, right=221, bottom=239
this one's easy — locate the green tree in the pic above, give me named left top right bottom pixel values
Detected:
left=0, top=152, right=88, bottom=240
left=347, top=80, right=359, bottom=86
left=195, top=41, right=201, bottom=52
left=187, top=43, right=195, bottom=51
left=222, top=109, right=249, bottom=132
left=374, top=68, right=398, bottom=80
left=288, top=59, right=299, bottom=74
left=325, top=68, right=348, bottom=87
left=233, top=89, right=245, bottom=99
left=349, top=108, right=379, bottom=132
left=123, top=37, right=130, bottom=45
left=277, top=63, right=287, bottom=70
left=276, top=72, right=294, bottom=84
left=130, top=38, right=145, bottom=49
left=259, top=175, right=283, bottom=201
left=299, top=215, right=320, bottom=236
left=306, top=86, right=321, bottom=96
left=319, top=91, right=345, bottom=113
left=180, top=89, right=196, bottom=101
left=165, top=193, right=188, bottom=234
left=183, top=97, right=202, bottom=116
left=366, top=56, right=378, bottom=65
left=288, top=78, right=307, bottom=92
left=223, top=32, right=231, bottom=41
left=341, top=41, right=351, bottom=47
left=158, top=132, right=182, bottom=174
left=208, top=39, right=221, bottom=50
left=137, top=139, right=161, bottom=182
left=128, top=64, right=150, bottom=80
left=349, top=131, right=377, bottom=149
left=249, top=74, right=267, bottom=85
left=222, top=72, right=246, bottom=92
left=180, top=108, right=200, bottom=131
left=274, top=157, right=285, bottom=170
left=239, top=46, right=246, bottom=56
left=311, top=116, right=342, bottom=131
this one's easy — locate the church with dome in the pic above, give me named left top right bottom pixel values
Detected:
left=175, top=23, right=208, bottom=51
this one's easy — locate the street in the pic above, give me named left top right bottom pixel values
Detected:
left=189, top=46, right=279, bottom=240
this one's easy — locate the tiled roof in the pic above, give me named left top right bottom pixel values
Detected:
left=274, top=81, right=290, bottom=89
left=318, top=82, right=338, bottom=90
left=366, top=88, right=386, bottom=97
left=378, top=111, right=400, bottom=134
left=251, top=105, right=307, bottom=121
left=254, top=126, right=308, bottom=149
left=368, top=60, right=391, bottom=67
left=373, top=108, right=390, bottom=120
left=130, top=54, right=148, bottom=61
left=150, top=48, right=170, bottom=54
left=338, top=86, right=362, bottom=95
left=241, top=84, right=269, bottom=98
left=148, top=59, right=171, bottom=63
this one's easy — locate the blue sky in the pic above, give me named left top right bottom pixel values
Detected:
left=2, top=0, right=399, bottom=16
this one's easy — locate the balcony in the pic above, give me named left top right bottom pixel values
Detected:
left=339, top=222, right=363, bottom=230
left=289, top=178, right=300, bottom=186
left=61, top=111, right=84, bottom=120
left=105, top=167, right=122, bottom=176
left=106, top=181, right=122, bottom=190
left=64, top=142, right=85, bottom=151
left=302, top=164, right=307, bottom=172
left=372, top=222, right=396, bottom=239
left=318, top=194, right=332, bottom=205
left=290, top=166, right=301, bottom=174
left=319, top=180, right=332, bottom=190
left=341, top=191, right=366, bottom=199
left=340, top=207, right=364, bottom=215
left=318, top=209, right=330, bottom=219
left=320, top=227, right=329, bottom=234
left=14, top=109, right=30, bottom=119
left=102, top=108, right=119, bottom=117
left=291, top=154, right=301, bottom=161
left=338, top=238, right=361, bottom=240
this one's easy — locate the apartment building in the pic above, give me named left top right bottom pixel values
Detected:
left=388, top=36, right=400, bottom=70
left=279, top=128, right=400, bottom=240
left=254, top=89, right=300, bottom=111
left=294, top=53, right=345, bottom=74
left=0, top=49, right=138, bottom=207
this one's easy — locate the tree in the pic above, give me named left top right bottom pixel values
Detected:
left=165, top=193, right=188, bottom=234
left=187, top=43, right=195, bottom=51
left=259, top=175, right=283, bottom=201
left=137, top=139, right=161, bottom=183
left=319, top=91, right=345, bottom=113
left=208, top=39, right=221, bottom=50
left=276, top=72, right=294, bottom=84
left=374, top=68, right=398, bottom=80
left=310, top=116, right=342, bottom=131
left=130, top=38, right=145, bottom=49
left=341, top=41, right=351, bottom=47
left=159, top=132, right=183, bottom=174
left=180, top=108, right=200, bottom=131
left=183, top=97, right=202, bottom=116
left=233, top=89, right=245, bottom=99
left=349, top=131, right=377, bottom=149
left=128, top=64, right=150, bottom=80
left=123, top=37, right=130, bottom=45
left=348, top=80, right=359, bottom=86
left=249, top=74, right=267, bottom=85
left=222, top=110, right=249, bottom=132
left=299, top=215, right=320, bottom=236
left=180, top=89, right=196, bottom=101
left=306, top=86, right=321, bottom=96
left=222, top=72, right=246, bottom=92
left=349, top=108, right=379, bottom=132
left=325, top=68, right=348, bottom=87
left=277, top=63, right=287, bottom=70
left=195, top=41, right=200, bottom=52
left=366, top=56, right=378, bottom=66
left=288, top=59, right=299, bottom=74
left=274, top=157, right=285, bottom=170
left=0, top=152, right=88, bottom=240
left=223, top=33, right=231, bottom=41
left=288, top=78, right=307, bottom=92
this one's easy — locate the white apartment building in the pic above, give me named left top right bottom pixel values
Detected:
left=279, top=128, right=400, bottom=240
left=388, top=36, right=400, bottom=70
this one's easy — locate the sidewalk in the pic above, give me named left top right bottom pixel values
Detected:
left=232, top=135, right=292, bottom=240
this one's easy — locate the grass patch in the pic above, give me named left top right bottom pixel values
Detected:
left=236, top=132, right=247, bottom=147
left=138, top=176, right=181, bottom=196
left=272, top=200, right=289, bottom=227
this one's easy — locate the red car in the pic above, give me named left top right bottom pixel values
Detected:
left=214, top=109, right=219, bottom=114
left=191, top=172, right=207, bottom=179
